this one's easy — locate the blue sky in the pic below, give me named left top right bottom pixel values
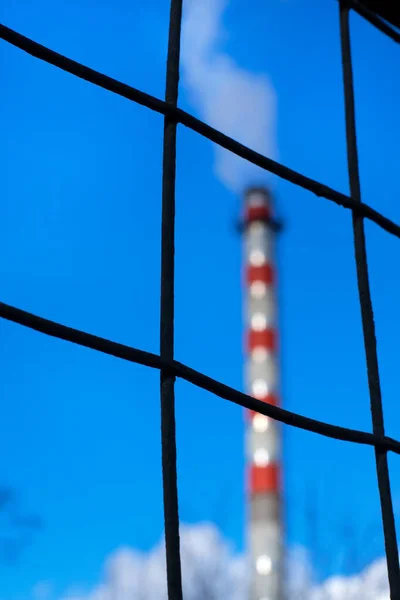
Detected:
left=1, top=0, right=399, bottom=597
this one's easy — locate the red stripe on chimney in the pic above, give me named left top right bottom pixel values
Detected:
left=250, top=464, right=280, bottom=495
left=246, top=205, right=270, bottom=222
left=248, top=329, right=276, bottom=352
left=246, top=394, right=280, bottom=420
left=247, top=264, right=274, bottom=285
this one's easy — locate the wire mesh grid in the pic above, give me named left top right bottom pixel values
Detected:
left=0, top=0, right=399, bottom=598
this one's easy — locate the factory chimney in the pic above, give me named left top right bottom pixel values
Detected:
left=242, top=186, right=283, bottom=600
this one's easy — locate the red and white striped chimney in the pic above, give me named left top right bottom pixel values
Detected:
left=243, top=186, right=283, bottom=600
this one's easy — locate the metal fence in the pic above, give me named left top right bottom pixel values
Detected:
left=0, top=1, right=400, bottom=598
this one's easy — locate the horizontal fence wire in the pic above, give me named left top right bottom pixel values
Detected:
left=350, top=0, right=400, bottom=42
left=2, top=300, right=400, bottom=455
left=339, top=2, right=400, bottom=598
left=0, top=2, right=399, bottom=599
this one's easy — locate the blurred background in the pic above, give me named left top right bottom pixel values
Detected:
left=0, top=0, right=399, bottom=598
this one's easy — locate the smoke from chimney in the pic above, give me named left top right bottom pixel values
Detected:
left=181, top=0, right=277, bottom=194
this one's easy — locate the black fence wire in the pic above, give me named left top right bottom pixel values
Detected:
left=0, top=0, right=399, bottom=598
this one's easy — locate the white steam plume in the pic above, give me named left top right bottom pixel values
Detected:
left=180, top=0, right=277, bottom=193
left=58, top=524, right=248, bottom=600
left=42, top=523, right=390, bottom=600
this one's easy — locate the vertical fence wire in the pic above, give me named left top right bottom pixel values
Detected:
left=338, top=2, right=400, bottom=598
left=160, top=0, right=184, bottom=599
